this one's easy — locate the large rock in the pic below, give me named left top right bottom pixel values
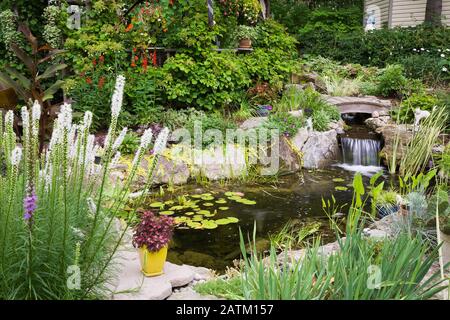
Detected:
left=152, top=155, right=190, bottom=185
left=301, top=130, right=339, bottom=169
left=280, top=128, right=339, bottom=170
left=192, top=145, right=247, bottom=181
left=365, top=116, right=391, bottom=131
left=378, top=124, right=413, bottom=165
left=240, top=117, right=267, bottom=130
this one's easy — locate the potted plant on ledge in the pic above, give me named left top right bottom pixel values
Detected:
left=132, top=211, right=174, bottom=277
left=235, top=25, right=257, bottom=49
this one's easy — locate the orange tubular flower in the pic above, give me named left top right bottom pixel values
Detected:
left=126, top=23, right=133, bottom=32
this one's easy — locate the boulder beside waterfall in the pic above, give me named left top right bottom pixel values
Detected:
left=279, top=123, right=342, bottom=170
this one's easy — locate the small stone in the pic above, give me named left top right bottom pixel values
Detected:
left=372, top=111, right=380, bottom=118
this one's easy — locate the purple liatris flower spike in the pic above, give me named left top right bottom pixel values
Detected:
left=23, top=189, right=37, bottom=221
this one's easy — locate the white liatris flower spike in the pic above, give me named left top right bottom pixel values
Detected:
left=153, top=127, right=170, bottom=155
left=11, top=146, right=22, bottom=166
left=58, top=103, right=73, bottom=130
left=21, top=106, right=30, bottom=133
left=112, top=127, right=127, bottom=151
left=49, top=122, right=61, bottom=151
left=111, top=75, right=126, bottom=118
left=83, top=111, right=93, bottom=130
left=111, top=151, right=121, bottom=167
left=140, top=128, right=153, bottom=149
left=132, top=128, right=153, bottom=167
left=32, top=100, right=41, bottom=123
left=443, top=67, right=448, bottom=72
left=5, top=110, right=14, bottom=128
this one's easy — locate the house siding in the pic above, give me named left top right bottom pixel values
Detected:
left=365, top=0, right=450, bottom=27
left=442, top=0, right=450, bottom=26
left=391, top=0, right=427, bottom=27
left=364, top=0, right=391, bottom=28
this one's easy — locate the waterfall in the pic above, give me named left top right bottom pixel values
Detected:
left=341, top=137, right=381, bottom=166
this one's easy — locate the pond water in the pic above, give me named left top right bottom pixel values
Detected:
left=159, top=166, right=390, bottom=272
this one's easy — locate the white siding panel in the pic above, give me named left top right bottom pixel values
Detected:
left=391, top=0, right=427, bottom=27
left=442, top=0, right=450, bottom=26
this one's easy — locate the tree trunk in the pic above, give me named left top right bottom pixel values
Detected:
left=425, top=0, right=442, bottom=26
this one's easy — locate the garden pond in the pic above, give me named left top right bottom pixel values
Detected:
left=147, top=165, right=394, bottom=271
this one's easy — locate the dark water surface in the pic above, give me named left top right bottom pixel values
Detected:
left=155, top=166, right=389, bottom=271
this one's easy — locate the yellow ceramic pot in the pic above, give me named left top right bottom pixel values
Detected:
left=139, top=245, right=168, bottom=277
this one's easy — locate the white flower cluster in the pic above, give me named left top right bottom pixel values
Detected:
left=153, top=127, right=169, bottom=155
left=111, top=75, right=126, bottom=118
left=112, top=127, right=127, bottom=152
left=11, top=146, right=22, bottom=166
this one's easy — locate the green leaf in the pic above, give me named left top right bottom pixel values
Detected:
left=10, top=44, right=34, bottom=71
left=0, top=71, right=29, bottom=101
left=42, top=80, right=64, bottom=101
left=4, top=66, right=30, bottom=90
left=37, top=64, right=67, bottom=81
left=370, top=170, right=384, bottom=186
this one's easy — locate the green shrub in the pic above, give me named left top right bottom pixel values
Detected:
left=124, top=69, right=164, bottom=126
left=264, top=112, right=305, bottom=137
left=376, top=64, right=407, bottom=97
left=119, top=131, right=140, bottom=155
left=393, top=93, right=439, bottom=124
left=300, top=25, right=450, bottom=85
left=298, top=87, right=340, bottom=131
left=161, top=52, right=251, bottom=110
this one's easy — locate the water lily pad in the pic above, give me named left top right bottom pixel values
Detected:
left=187, top=221, right=202, bottom=229
left=169, top=205, right=185, bottom=211
left=218, top=207, right=229, bottom=211
left=159, top=210, right=175, bottom=215
left=174, top=217, right=188, bottom=224
left=164, top=200, right=175, bottom=205
left=185, top=211, right=195, bottom=216
left=203, top=202, right=214, bottom=207
left=191, top=194, right=203, bottom=198
left=215, top=217, right=239, bottom=225
left=201, top=195, right=214, bottom=201
left=215, top=199, right=227, bottom=204
left=215, top=218, right=231, bottom=225
left=150, top=202, right=164, bottom=208
left=240, top=199, right=256, bottom=205
left=198, top=210, right=210, bottom=215
left=192, top=215, right=203, bottom=222
left=335, top=186, right=348, bottom=191
left=332, top=178, right=345, bottom=183
left=201, top=220, right=218, bottom=229
left=228, top=196, right=242, bottom=201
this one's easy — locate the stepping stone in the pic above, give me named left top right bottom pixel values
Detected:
left=111, top=247, right=195, bottom=300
